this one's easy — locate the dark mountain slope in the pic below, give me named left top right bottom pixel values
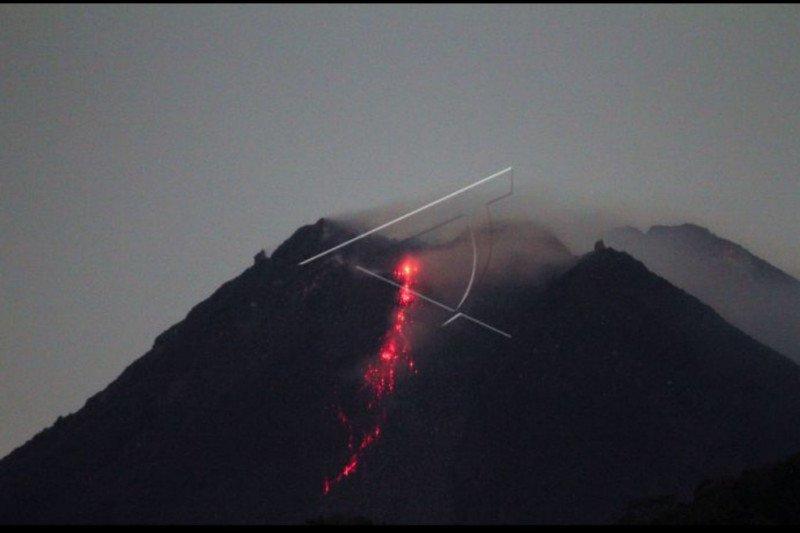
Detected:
left=2, top=221, right=800, bottom=524
left=605, top=223, right=800, bottom=362
left=358, top=246, right=800, bottom=524
left=0, top=219, right=402, bottom=524
left=620, top=449, right=800, bottom=525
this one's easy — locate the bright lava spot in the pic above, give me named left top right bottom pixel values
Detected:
left=323, top=255, right=419, bottom=494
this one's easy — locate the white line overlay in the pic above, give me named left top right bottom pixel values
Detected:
left=298, top=167, right=514, bottom=339
left=355, top=266, right=512, bottom=338
left=298, top=167, right=513, bottom=266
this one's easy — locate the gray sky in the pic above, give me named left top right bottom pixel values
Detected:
left=1, top=4, right=799, bottom=457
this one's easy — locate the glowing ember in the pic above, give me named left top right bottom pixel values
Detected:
left=323, top=256, right=419, bottom=495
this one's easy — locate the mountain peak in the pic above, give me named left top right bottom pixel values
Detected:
left=3, top=219, right=800, bottom=525
left=271, top=217, right=335, bottom=264
left=574, top=245, right=651, bottom=281
left=647, top=223, right=712, bottom=237
left=605, top=222, right=800, bottom=362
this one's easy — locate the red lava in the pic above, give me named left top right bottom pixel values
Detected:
left=323, top=256, right=419, bottom=494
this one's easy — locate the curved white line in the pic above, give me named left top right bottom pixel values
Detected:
left=453, top=220, right=478, bottom=311
left=356, top=265, right=511, bottom=338
left=298, top=167, right=513, bottom=265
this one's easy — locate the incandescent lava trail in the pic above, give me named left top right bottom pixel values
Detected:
left=323, top=256, right=420, bottom=495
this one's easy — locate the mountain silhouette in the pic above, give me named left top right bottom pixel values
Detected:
left=620, top=449, right=800, bottom=524
left=605, top=223, right=800, bottom=362
left=2, top=218, right=800, bottom=524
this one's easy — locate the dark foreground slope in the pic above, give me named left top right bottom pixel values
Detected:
left=620, top=450, right=800, bottom=525
left=439, top=247, right=800, bottom=523
left=0, top=219, right=399, bottom=524
left=606, top=223, right=800, bottom=362
left=2, top=220, right=800, bottom=524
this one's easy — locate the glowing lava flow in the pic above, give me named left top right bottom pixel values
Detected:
left=323, top=257, right=419, bottom=495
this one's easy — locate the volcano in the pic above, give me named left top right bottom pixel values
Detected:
left=2, top=218, right=800, bottom=524
left=605, top=223, right=800, bottom=363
